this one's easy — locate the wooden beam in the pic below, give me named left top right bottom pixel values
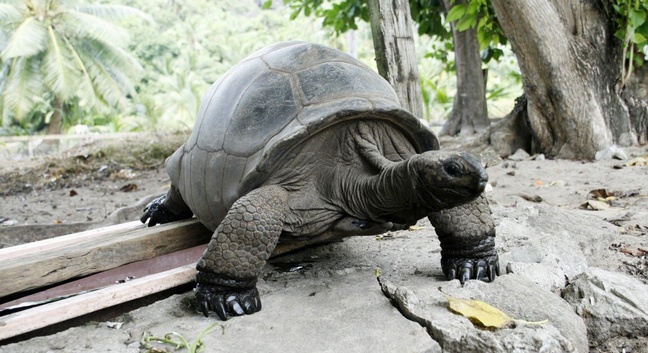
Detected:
left=0, top=219, right=212, bottom=298
left=0, top=264, right=196, bottom=341
left=0, top=221, right=143, bottom=262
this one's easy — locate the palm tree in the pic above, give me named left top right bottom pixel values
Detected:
left=0, top=0, right=151, bottom=134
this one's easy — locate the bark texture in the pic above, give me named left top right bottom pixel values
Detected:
left=368, top=0, right=425, bottom=119
left=491, top=0, right=642, bottom=159
left=440, top=0, right=490, bottom=136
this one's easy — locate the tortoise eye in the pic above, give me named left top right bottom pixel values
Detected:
left=444, top=161, right=462, bottom=177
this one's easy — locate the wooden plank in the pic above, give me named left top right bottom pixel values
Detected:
left=0, top=224, right=352, bottom=340
left=0, top=264, right=196, bottom=341
left=0, top=221, right=143, bottom=262
left=0, top=245, right=206, bottom=311
left=0, top=219, right=212, bottom=298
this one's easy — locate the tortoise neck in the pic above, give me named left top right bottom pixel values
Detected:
left=346, top=157, right=422, bottom=221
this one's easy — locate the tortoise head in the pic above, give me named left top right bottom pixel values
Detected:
left=411, top=151, right=488, bottom=210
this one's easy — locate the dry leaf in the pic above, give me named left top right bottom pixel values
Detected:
left=445, top=295, right=513, bottom=328
left=618, top=246, right=647, bottom=257
left=626, top=156, right=648, bottom=167
left=518, top=194, right=543, bottom=203
left=120, top=183, right=138, bottom=192
left=588, top=188, right=613, bottom=199
left=444, top=295, right=548, bottom=329
left=535, top=179, right=545, bottom=186
left=580, top=200, right=610, bottom=210
left=598, top=196, right=616, bottom=202
left=408, top=225, right=427, bottom=231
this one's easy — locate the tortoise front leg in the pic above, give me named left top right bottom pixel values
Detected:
left=428, top=194, right=500, bottom=283
left=196, top=185, right=288, bottom=320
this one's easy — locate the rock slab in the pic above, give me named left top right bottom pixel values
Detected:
left=563, top=267, right=648, bottom=346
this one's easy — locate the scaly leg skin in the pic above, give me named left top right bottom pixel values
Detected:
left=195, top=185, right=288, bottom=320
left=141, top=185, right=193, bottom=226
left=428, top=194, right=500, bottom=283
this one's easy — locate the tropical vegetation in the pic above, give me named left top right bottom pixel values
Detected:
left=0, top=0, right=522, bottom=136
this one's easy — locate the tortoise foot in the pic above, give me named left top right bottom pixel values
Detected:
left=195, top=270, right=261, bottom=320
left=140, top=193, right=192, bottom=226
left=441, top=253, right=500, bottom=283
left=195, top=283, right=261, bottom=320
left=140, top=195, right=172, bottom=226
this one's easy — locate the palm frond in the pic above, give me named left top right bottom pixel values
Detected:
left=59, top=33, right=97, bottom=108
left=56, top=10, right=128, bottom=46
left=73, top=4, right=153, bottom=24
left=1, top=16, right=48, bottom=60
left=3, top=56, right=44, bottom=119
left=0, top=3, right=23, bottom=29
left=77, top=39, right=140, bottom=108
left=42, top=26, right=78, bottom=100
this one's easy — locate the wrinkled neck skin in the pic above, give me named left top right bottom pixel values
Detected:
left=339, top=156, right=428, bottom=224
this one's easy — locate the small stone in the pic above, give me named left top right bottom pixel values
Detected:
left=508, top=149, right=531, bottom=161
left=595, top=145, right=628, bottom=160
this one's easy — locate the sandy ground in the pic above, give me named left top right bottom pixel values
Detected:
left=0, top=136, right=647, bottom=350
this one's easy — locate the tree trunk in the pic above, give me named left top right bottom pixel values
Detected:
left=46, top=97, right=64, bottom=135
left=367, top=0, right=425, bottom=119
left=490, top=0, right=644, bottom=159
left=440, top=0, right=490, bottom=136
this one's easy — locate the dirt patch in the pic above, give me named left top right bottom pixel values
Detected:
left=0, top=133, right=186, bottom=239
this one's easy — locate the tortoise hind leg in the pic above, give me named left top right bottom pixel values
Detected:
left=428, top=194, right=500, bottom=283
left=141, top=185, right=193, bottom=226
left=196, top=185, right=288, bottom=320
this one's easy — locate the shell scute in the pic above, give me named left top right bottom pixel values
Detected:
left=222, top=70, right=299, bottom=157
left=296, top=62, right=394, bottom=105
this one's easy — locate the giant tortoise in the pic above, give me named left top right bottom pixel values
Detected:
left=141, top=41, right=499, bottom=320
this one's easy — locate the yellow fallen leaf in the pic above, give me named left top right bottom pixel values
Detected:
left=597, top=196, right=616, bottom=202
left=408, top=225, right=427, bottom=231
left=626, top=156, right=648, bottom=167
left=580, top=200, right=610, bottom=210
left=445, top=295, right=548, bottom=329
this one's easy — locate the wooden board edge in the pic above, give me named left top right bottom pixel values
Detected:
left=0, top=264, right=196, bottom=341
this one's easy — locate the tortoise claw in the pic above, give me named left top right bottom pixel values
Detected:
left=195, top=283, right=261, bottom=320
left=441, top=253, right=499, bottom=283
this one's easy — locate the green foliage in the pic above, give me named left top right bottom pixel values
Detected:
left=140, top=323, right=223, bottom=353
left=410, top=0, right=448, bottom=38
left=280, top=0, right=368, bottom=35
left=443, top=0, right=506, bottom=63
left=0, top=0, right=147, bottom=133
left=613, top=0, right=648, bottom=84
left=116, top=0, right=339, bottom=133
left=1, top=0, right=342, bottom=134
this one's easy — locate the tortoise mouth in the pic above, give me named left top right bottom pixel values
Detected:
left=418, top=183, right=484, bottom=210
